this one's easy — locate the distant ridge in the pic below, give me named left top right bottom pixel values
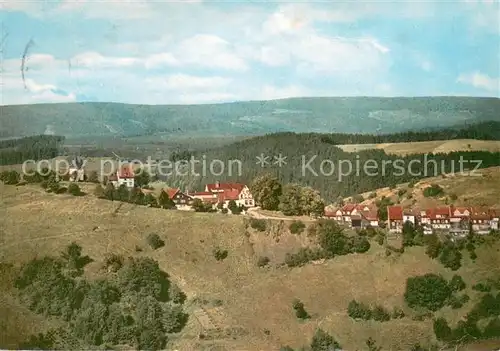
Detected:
left=0, top=96, right=498, bottom=139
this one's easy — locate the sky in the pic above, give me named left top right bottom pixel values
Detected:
left=0, top=0, right=499, bottom=105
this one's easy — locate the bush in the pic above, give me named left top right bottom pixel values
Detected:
left=0, top=170, right=21, bottom=185
left=213, top=247, right=228, bottom=261
left=289, top=220, right=306, bottom=234
left=391, top=307, right=405, bottom=319
left=103, top=253, right=124, bottom=272
left=292, top=299, right=309, bottom=320
left=284, top=247, right=324, bottom=267
left=146, top=233, right=165, bottom=250
left=310, top=328, right=341, bottom=351
left=371, top=305, right=391, bottom=322
left=433, top=317, right=452, bottom=341
left=404, top=274, right=452, bottom=311
left=257, top=256, right=270, bottom=267
left=423, top=184, right=444, bottom=198
left=250, top=218, right=267, bottom=232
left=472, top=282, right=491, bottom=292
left=68, top=183, right=82, bottom=196
left=351, top=235, right=371, bottom=253
left=449, top=275, right=466, bottom=292
left=438, top=242, right=462, bottom=270
left=369, top=192, right=377, bottom=199
left=347, top=300, right=372, bottom=320
left=221, top=208, right=228, bottom=214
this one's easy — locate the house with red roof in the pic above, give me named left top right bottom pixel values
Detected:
left=428, top=206, right=452, bottom=232
left=204, top=181, right=255, bottom=208
left=387, top=205, right=404, bottom=233
left=109, top=165, right=135, bottom=188
left=471, top=207, right=493, bottom=234
left=449, top=206, right=472, bottom=237
left=163, top=188, right=193, bottom=208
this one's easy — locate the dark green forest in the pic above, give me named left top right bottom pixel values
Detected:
left=0, top=135, right=65, bottom=165
left=165, top=132, right=500, bottom=202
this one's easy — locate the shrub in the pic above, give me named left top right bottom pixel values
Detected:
left=103, top=253, right=124, bottom=272
left=292, top=299, right=309, bottom=320
left=0, top=170, right=21, bottom=185
left=284, top=248, right=324, bottom=267
left=257, top=256, right=270, bottom=267
left=146, top=233, right=165, bottom=250
left=404, top=274, right=452, bottom=311
left=250, top=218, right=266, bottom=232
left=438, top=242, right=462, bottom=270
left=285, top=248, right=323, bottom=267
left=423, top=184, right=444, bottom=198
left=369, top=192, right=377, bottom=199
left=68, top=183, right=82, bottom=196
left=351, top=236, right=371, bottom=253
left=310, top=328, right=341, bottom=350
left=449, top=275, right=466, bottom=292
left=289, top=220, right=306, bottom=234
left=472, top=282, right=491, bottom=292
left=391, top=307, right=405, bottom=319
left=347, top=300, right=372, bottom=320
left=213, top=247, right=228, bottom=261
left=433, top=317, right=452, bottom=341
left=371, top=305, right=391, bottom=322
left=221, top=208, right=228, bottom=214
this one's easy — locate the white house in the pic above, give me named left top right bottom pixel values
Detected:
left=109, top=166, right=135, bottom=188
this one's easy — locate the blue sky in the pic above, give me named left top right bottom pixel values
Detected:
left=1, top=0, right=499, bottom=105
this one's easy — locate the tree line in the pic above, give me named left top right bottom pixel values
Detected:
left=319, top=121, right=500, bottom=144
left=0, top=135, right=65, bottom=165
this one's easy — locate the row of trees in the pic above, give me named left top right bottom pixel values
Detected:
left=250, top=174, right=325, bottom=216
left=95, top=183, right=176, bottom=209
left=16, top=245, right=188, bottom=350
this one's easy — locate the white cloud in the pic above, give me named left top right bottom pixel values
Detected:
left=71, top=52, right=139, bottom=69
left=146, top=74, right=232, bottom=91
left=174, top=34, right=248, bottom=71
left=457, top=72, right=499, bottom=92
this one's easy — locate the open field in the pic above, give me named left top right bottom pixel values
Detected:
left=337, top=139, right=500, bottom=156
left=1, top=183, right=500, bottom=350
left=351, top=166, right=500, bottom=210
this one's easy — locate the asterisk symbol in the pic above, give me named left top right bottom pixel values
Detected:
left=273, top=153, right=287, bottom=167
left=256, top=153, right=270, bottom=167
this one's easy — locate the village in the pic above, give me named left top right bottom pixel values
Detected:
left=75, top=162, right=500, bottom=238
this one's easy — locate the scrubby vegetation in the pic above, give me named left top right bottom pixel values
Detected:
left=14, top=245, right=188, bottom=350
left=146, top=233, right=165, bottom=250
left=289, top=220, right=305, bottom=234
left=284, top=220, right=371, bottom=267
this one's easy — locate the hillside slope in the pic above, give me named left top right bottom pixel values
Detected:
left=1, top=96, right=499, bottom=139
left=352, top=166, right=500, bottom=210
left=1, top=183, right=500, bottom=350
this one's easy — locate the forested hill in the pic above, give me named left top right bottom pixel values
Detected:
left=1, top=96, right=499, bottom=139
left=166, top=132, right=500, bottom=202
